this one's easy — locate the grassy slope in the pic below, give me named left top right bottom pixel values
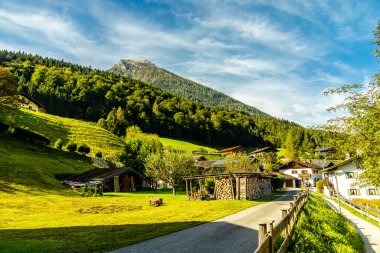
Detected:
left=291, top=193, right=363, bottom=253
left=0, top=108, right=125, bottom=159
left=0, top=132, right=94, bottom=193
left=159, top=137, right=218, bottom=152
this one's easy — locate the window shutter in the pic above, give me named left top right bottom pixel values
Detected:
left=348, top=189, right=351, bottom=196
left=366, top=189, right=370, bottom=196
left=354, top=172, right=358, bottom=178
left=345, top=173, right=348, bottom=179
left=376, top=188, right=380, bottom=196
left=356, top=189, right=361, bottom=196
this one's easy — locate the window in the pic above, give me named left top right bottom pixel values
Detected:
left=348, top=189, right=360, bottom=196
left=346, top=172, right=355, bottom=178
left=301, top=170, right=308, bottom=175
left=291, top=170, right=297, bottom=174
left=367, top=189, right=377, bottom=196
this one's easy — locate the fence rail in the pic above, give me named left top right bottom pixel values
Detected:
left=254, top=189, right=309, bottom=253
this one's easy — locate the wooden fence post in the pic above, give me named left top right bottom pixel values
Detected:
left=270, top=220, right=275, bottom=251
left=259, top=223, right=267, bottom=245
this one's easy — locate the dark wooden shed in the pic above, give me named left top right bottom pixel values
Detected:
left=63, top=167, right=143, bottom=192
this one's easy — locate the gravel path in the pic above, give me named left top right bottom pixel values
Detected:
left=110, top=189, right=300, bottom=253
left=322, top=197, right=380, bottom=253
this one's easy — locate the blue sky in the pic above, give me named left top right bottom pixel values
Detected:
left=1, top=0, right=379, bottom=126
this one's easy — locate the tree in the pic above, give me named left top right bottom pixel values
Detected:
left=0, top=66, right=18, bottom=106
left=78, top=144, right=91, bottom=155
left=323, top=21, right=380, bottom=187
left=224, top=153, right=258, bottom=173
left=145, top=151, right=195, bottom=195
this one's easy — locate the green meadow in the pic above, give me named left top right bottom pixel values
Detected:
left=159, top=137, right=218, bottom=152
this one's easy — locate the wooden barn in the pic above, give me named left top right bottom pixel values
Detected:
left=63, top=167, right=143, bottom=192
left=213, top=145, right=247, bottom=155
left=183, top=172, right=273, bottom=201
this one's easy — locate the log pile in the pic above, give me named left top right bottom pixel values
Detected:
left=215, top=178, right=234, bottom=200
left=245, top=177, right=272, bottom=200
left=188, top=191, right=206, bottom=201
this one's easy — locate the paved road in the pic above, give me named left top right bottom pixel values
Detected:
left=323, top=197, right=380, bottom=253
left=110, top=189, right=300, bottom=253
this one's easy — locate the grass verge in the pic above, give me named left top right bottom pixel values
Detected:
left=290, top=193, right=363, bottom=253
left=159, top=137, right=217, bottom=152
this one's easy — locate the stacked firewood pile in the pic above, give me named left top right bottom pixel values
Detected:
left=188, top=191, right=206, bottom=201
left=246, top=177, right=272, bottom=200
left=214, top=178, right=234, bottom=200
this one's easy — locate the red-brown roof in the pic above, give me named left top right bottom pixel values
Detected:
left=278, top=160, right=321, bottom=170
left=216, top=145, right=246, bottom=153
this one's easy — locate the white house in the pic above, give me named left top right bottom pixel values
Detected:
left=322, top=158, right=380, bottom=200
left=278, top=160, right=323, bottom=187
left=17, top=94, right=45, bottom=113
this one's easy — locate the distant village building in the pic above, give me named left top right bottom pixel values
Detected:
left=213, top=145, right=247, bottom=155
left=17, top=94, right=45, bottom=112
left=278, top=160, right=322, bottom=187
left=276, top=172, right=300, bottom=188
left=248, top=146, right=276, bottom=158
left=322, top=158, right=380, bottom=200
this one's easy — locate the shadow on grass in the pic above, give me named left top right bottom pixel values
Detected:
left=0, top=221, right=260, bottom=253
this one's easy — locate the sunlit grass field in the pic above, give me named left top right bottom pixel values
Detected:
left=0, top=133, right=284, bottom=252
left=0, top=108, right=125, bottom=159
left=0, top=189, right=284, bottom=253
left=159, top=137, right=218, bottom=152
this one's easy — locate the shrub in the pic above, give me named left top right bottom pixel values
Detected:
left=54, top=138, right=63, bottom=150
left=66, top=142, right=77, bottom=152
left=78, top=144, right=91, bottom=155
left=95, top=151, right=103, bottom=158
left=204, top=178, right=215, bottom=195
left=316, top=180, right=324, bottom=193
left=11, top=127, right=50, bottom=145
left=77, top=184, right=103, bottom=197
left=272, top=174, right=285, bottom=190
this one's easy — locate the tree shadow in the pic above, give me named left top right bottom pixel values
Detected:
left=0, top=221, right=260, bottom=253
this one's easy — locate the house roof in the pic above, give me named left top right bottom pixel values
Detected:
left=212, top=159, right=226, bottom=167
left=20, top=94, right=45, bottom=108
left=249, top=146, right=274, bottom=154
left=279, top=160, right=321, bottom=170
left=216, top=145, right=246, bottom=153
left=195, top=160, right=216, bottom=169
left=193, top=155, right=207, bottom=161
left=322, top=158, right=356, bottom=172
left=276, top=172, right=299, bottom=180
left=68, top=167, right=142, bottom=181
left=316, top=146, right=335, bottom=152
left=313, top=161, right=334, bottom=168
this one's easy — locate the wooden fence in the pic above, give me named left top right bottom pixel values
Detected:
left=254, top=190, right=309, bottom=253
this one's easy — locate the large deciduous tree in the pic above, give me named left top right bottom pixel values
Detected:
left=324, top=21, right=380, bottom=187
left=0, top=66, right=18, bottom=106
left=145, top=151, right=195, bottom=195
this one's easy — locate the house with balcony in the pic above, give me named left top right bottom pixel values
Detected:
left=322, top=158, right=380, bottom=200
left=278, top=160, right=322, bottom=187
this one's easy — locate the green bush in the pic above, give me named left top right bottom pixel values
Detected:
left=77, top=185, right=103, bottom=197
left=95, top=151, right=103, bottom=158
left=11, top=127, right=50, bottom=145
left=272, top=174, right=285, bottom=190
left=54, top=138, right=63, bottom=150
left=78, top=144, right=91, bottom=155
left=204, top=178, right=215, bottom=195
left=66, top=142, right=77, bottom=152
left=316, top=180, right=324, bottom=193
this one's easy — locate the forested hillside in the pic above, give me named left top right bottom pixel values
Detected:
left=110, top=59, right=266, bottom=116
left=0, top=50, right=327, bottom=154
